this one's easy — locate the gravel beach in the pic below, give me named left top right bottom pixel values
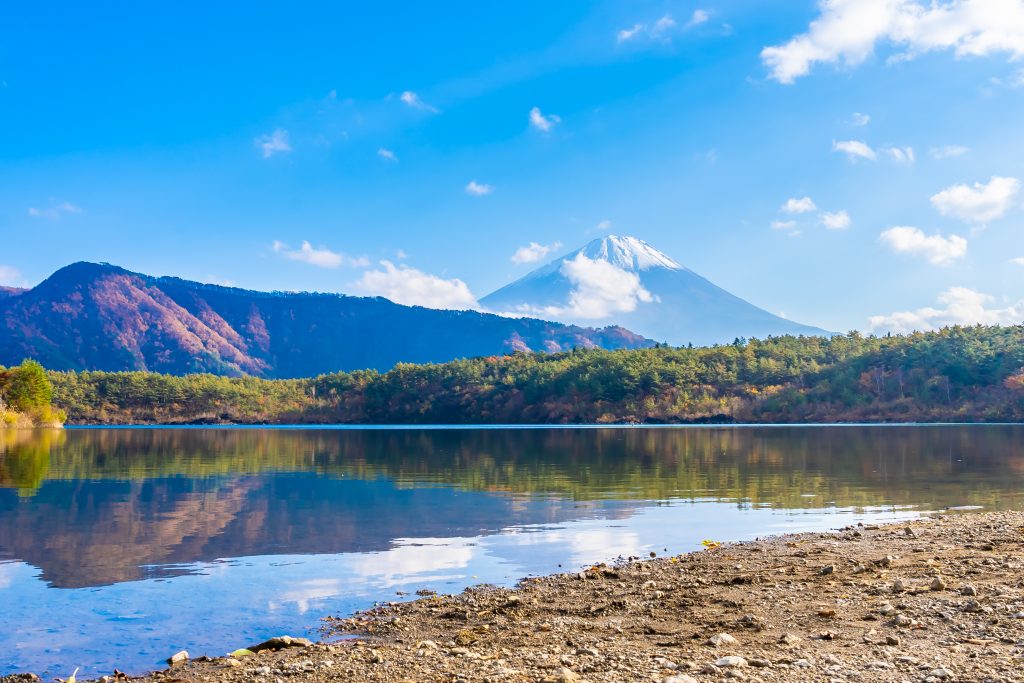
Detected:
left=7, top=510, right=1024, bottom=683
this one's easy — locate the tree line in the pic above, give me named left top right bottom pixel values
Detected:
left=45, top=324, right=1024, bottom=425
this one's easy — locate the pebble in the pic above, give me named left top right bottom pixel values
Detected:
left=961, top=585, right=978, bottom=596
left=930, top=576, right=947, bottom=591
left=714, top=656, right=748, bottom=668
left=166, top=651, right=189, bottom=667
left=663, top=676, right=698, bottom=683
left=778, top=633, right=802, bottom=645
left=706, top=633, right=738, bottom=647
left=929, top=666, right=954, bottom=679
left=892, top=578, right=907, bottom=593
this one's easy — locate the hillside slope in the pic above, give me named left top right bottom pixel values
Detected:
left=0, top=262, right=652, bottom=377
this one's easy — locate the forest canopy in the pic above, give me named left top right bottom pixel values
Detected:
left=45, top=325, right=1024, bottom=425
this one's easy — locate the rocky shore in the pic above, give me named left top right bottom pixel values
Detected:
left=7, top=511, right=1024, bottom=683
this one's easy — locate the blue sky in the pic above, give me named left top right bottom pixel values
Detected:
left=2, top=0, right=1023, bottom=333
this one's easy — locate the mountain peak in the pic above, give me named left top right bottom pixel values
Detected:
left=576, top=235, right=682, bottom=272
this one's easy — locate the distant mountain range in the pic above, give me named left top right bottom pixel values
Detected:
left=481, top=235, right=829, bottom=345
left=0, top=262, right=650, bottom=377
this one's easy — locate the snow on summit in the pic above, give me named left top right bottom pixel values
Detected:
left=575, top=236, right=682, bottom=272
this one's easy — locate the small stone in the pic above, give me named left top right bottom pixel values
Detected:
left=706, top=633, right=738, bottom=647
left=545, top=667, right=580, bottom=683
left=892, top=614, right=914, bottom=627
left=866, top=661, right=895, bottom=669
left=792, top=659, right=812, bottom=668
left=715, top=656, right=748, bottom=668
left=880, top=603, right=896, bottom=615
left=166, top=651, right=189, bottom=667
left=223, top=659, right=242, bottom=669
left=248, top=636, right=313, bottom=652
left=748, top=658, right=772, bottom=668
left=892, top=578, right=907, bottom=593
left=885, top=635, right=900, bottom=645
left=778, top=633, right=802, bottom=645
left=576, top=647, right=599, bottom=657
left=962, top=599, right=983, bottom=613
left=961, top=585, right=978, bottom=596
left=904, top=526, right=917, bottom=538
left=663, top=676, right=698, bottom=683
left=416, top=640, right=438, bottom=650
left=930, top=576, right=947, bottom=591
left=929, top=667, right=954, bottom=680
left=820, top=565, right=835, bottom=575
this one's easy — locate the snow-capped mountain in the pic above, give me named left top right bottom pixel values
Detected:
left=481, top=235, right=830, bottom=345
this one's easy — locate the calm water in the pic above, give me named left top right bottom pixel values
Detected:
left=2, top=425, right=1023, bottom=677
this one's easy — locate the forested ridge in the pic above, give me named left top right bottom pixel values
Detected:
left=45, top=325, right=1024, bottom=424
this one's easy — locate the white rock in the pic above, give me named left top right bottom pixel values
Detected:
left=714, top=656, right=748, bottom=668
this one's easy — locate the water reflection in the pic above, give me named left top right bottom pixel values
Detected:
left=0, top=425, right=1022, bottom=676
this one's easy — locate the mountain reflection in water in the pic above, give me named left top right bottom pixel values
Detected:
left=0, top=425, right=1022, bottom=676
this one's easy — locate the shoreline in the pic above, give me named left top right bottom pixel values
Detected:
left=8, top=510, right=1021, bottom=683
left=60, top=421, right=1024, bottom=429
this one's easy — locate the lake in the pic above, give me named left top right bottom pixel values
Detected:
left=1, top=425, right=1022, bottom=677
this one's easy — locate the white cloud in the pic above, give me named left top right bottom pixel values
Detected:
left=254, top=129, right=291, bottom=158
left=617, top=23, right=645, bottom=42
left=884, top=146, right=915, bottom=164
left=850, top=112, right=871, bottom=126
left=771, top=219, right=797, bottom=230
left=377, top=148, right=398, bottom=162
left=1010, top=256, right=1024, bottom=265
left=930, top=145, right=969, bottom=159
left=0, top=265, right=21, bottom=286
left=652, top=14, right=678, bottom=36
left=511, top=241, right=563, bottom=265
left=399, top=90, right=438, bottom=113
left=930, top=175, right=1020, bottom=224
left=465, top=180, right=494, bottom=196
left=762, top=0, right=1024, bottom=84
left=528, top=106, right=561, bottom=133
left=351, top=261, right=479, bottom=310
left=595, top=219, right=613, bottom=231
left=272, top=240, right=369, bottom=269
left=781, top=196, right=817, bottom=214
left=617, top=11, right=704, bottom=43
left=879, top=226, right=967, bottom=265
left=833, top=139, right=877, bottom=161
left=686, top=9, right=711, bottom=28
left=869, top=286, right=1024, bottom=333
left=549, top=254, right=656, bottom=319
left=27, top=202, right=82, bottom=220
left=821, top=210, right=852, bottom=229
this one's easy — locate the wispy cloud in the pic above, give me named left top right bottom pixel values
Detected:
left=511, top=241, right=562, bottom=265
left=465, top=180, right=494, bottom=196
left=930, top=145, right=969, bottom=159
left=762, top=0, right=1024, bottom=84
left=595, top=219, right=613, bottom=231
left=351, top=260, right=479, bottom=310
left=930, top=175, right=1020, bottom=224
left=0, top=265, right=22, bottom=286
left=850, top=112, right=871, bottom=126
left=617, top=10, right=706, bottom=43
left=885, top=146, right=915, bottom=164
left=254, top=129, right=291, bottom=158
left=869, top=287, right=1024, bottom=333
left=1010, top=256, right=1024, bottom=266
left=781, top=197, right=817, bottom=214
left=686, top=9, right=710, bottom=28
left=528, top=106, right=561, bottom=133
left=399, top=90, right=439, bottom=113
left=879, top=226, right=967, bottom=265
left=771, top=219, right=797, bottom=230
left=377, top=148, right=398, bottom=162
left=27, top=202, right=82, bottom=220
left=272, top=240, right=369, bottom=269
left=821, top=210, right=852, bottom=230
left=833, top=139, right=877, bottom=161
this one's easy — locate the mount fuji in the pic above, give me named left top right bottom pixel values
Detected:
left=481, top=236, right=830, bottom=346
